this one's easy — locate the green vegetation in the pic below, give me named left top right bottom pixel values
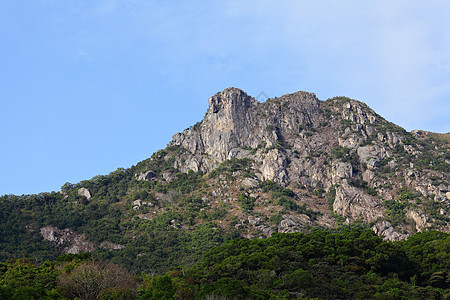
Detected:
left=260, top=181, right=321, bottom=220
left=349, top=178, right=378, bottom=196
left=209, top=158, right=254, bottom=179
left=0, top=149, right=230, bottom=275
left=1, top=229, right=447, bottom=299
left=239, top=193, right=255, bottom=212
left=414, top=135, right=450, bottom=173
left=331, top=145, right=359, bottom=167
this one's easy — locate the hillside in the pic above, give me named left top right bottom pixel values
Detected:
left=1, top=87, right=449, bottom=274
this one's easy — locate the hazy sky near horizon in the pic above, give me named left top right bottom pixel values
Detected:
left=1, top=0, right=450, bottom=195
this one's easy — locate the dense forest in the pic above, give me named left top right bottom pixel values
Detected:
left=1, top=228, right=448, bottom=299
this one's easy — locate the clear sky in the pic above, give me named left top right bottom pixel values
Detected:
left=1, top=0, right=450, bottom=196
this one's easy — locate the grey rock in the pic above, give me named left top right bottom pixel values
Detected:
left=100, top=241, right=125, bottom=251
left=278, top=214, right=311, bottom=233
left=136, top=171, right=156, bottom=181
left=371, top=220, right=409, bottom=241
left=77, top=188, right=91, bottom=199
left=331, top=161, right=353, bottom=183
left=248, top=215, right=262, bottom=226
left=333, top=181, right=384, bottom=222
left=40, top=226, right=95, bottom=254
left=406, top=209, right=430, bottom=232
left=162, top=172, right=175, bottom=182
left=242, top=178, right=259, bottom=188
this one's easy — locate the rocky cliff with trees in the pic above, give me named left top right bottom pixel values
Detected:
left=0, top=87, right=449, bottom=298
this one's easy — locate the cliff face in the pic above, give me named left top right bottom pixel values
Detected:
left=166, top=87, right=450, bottom=240
left=171, top=88, right=321, bottom=181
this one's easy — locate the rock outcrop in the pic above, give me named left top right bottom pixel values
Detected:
left=134, top=88, right=450, bottom=240
left=136, top=171, right=156, bottom=181
left=77, top=188, right=91, bottom=199
left=40, top=226, right=94, bottom=254
left=40, top=226, right=124, bottom=254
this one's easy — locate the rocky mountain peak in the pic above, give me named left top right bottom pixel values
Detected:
left=206, top=87, right=256, bottom=115
left=165, top=88, right=450, bottom=240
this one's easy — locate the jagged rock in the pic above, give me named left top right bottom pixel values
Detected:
left=406, top=209, right=430, bottom=232
left=255, top=225, right=274, bottom=237
left=170, top=88, right=320, bottom=176
left=412, top=130, right=429, bottom=138
left=357, top=145, right=388, bottom=170
left=331, top=161, right=353, bottom=183
left=339, top=134, right=361, bottom=149
left=362, top=170, right=376, bottom=185
left=278, top=215, right=311, bottom=233
left=100, top=241, right=125, bottom=250
left=262, top=149, right=289, bottom=184
left=162, top=172, right=175, bottom=182
left=136, top=171, right=156, bottom=181
left=342, top=101, right=378, bottom=125
left=278, top=218, right=299, bottom=233
left=415, top=186, right=429, bottom=197
left=248, top=215, right=262, bottom=226
left=40, top=226, right=94, bottom=254
left=371, top=221, right=409, bottom=241
left=333, top=181, right=384, bottom=222
left=242, top=178, right=259, bottom=188
left=384, top=131, right=405, bottom=148
left=77, top=188, right=91, bottom=199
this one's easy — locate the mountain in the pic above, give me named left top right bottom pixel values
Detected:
left=1, top=87, right=449, bottom=273
left=167, top=87, right=449, bottom=238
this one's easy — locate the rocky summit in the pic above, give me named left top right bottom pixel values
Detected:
left=166, top=87, right=450, bottom=240
left=1, top=87, right=449, bottom=272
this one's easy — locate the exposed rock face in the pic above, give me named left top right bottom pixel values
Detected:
left=371, top=221, right=409, bottom=241
left=241, top=178, right=259, bottom=188
left=40, top=226, right=94, bottom=254
left=331, top=162, right=353, bottom=184
left=162, top=171, right=175, bottom=182
left=77, top=188, right=91, bottom=199
left=170, top=88, right=321, bottom=183
left=136, top=171, right=156, bottom=181
left=100, top=241, right=126, bottom=250
left=278, top=215, right=311, bottom=233
left=40, top=226, right=125, bottom=254
left=333, top=181, right=384, bottom=222
left=406, top=209, right=430, bottom=232
left=142, top=87, right=449, bottom=240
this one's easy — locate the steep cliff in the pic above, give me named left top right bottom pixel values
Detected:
left=163, top=87, right=450, bottom=240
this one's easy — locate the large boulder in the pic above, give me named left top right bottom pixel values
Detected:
left=136, top=171, right=156, bottom=181
left=77, top=188, right=91, bottom=199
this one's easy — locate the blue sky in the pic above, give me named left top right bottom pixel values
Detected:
left=1, top=0, right=449, bottom=195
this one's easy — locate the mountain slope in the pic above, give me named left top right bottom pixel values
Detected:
left=166, top=87, right=450, bottom=239
left=1, top=87, right=449, bottom=273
